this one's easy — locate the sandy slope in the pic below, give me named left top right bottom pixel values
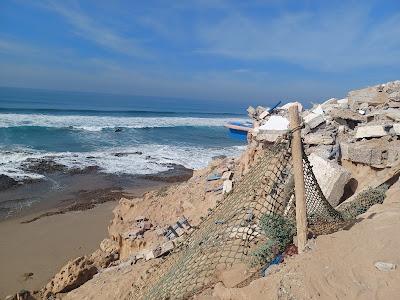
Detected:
left=207, top=181, right=400, bottom=300
left=0, top=202, right=114, bottom=298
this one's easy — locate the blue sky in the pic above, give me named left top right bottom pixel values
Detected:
left=0, top=0, right=400, bottom=106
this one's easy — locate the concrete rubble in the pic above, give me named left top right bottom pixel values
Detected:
left=247, top=80, right=400, bottom=206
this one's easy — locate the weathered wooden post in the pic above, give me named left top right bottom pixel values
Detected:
left=289, top=105, right=308, bottom=253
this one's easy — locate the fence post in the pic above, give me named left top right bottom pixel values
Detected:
left=288, top=105, right=308, bottom=253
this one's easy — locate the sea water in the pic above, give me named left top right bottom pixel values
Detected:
left=0, top=87, right=248, bottom=181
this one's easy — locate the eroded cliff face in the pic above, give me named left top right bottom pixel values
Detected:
left=37, top=154, right=248, bottom=299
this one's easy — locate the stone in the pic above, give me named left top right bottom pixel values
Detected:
left=385, top=80, right=400, bottom=102
left=223, top=179, right=233, bottom=194
left=280, top=101, right=303, bottom=112
left=348, top=85, right=388, bottom=107
left=221, top=171, right=233, bottom=180
left=303, top=112, right=325, bottom=129
left=341, top=139, right=400, bottom=168
left=16, top=290, right=32, bottom=300
left=247, top=106, right=256, bottom=118
left=177, top=216, right=191, bottom=229
left=258, top=116, right=289, bottom=131
left=256, top=106, right=267, bottom=116
left=337, top=98, right=348, bottom=105
left=259, top=110, right=270, bottom=119
left=100, top=239, right=119, bottom=254
left=144, top=249, right=155, bottom=261
left=374, top=261, right=396, bottom=271
left=42, top=256, right=98, bottom=297
left=392, top=124, right=400, bottom=135
left=355, top=125, right=389, bottom=139
left=328, top=108, right=366, bottom=123
left=255, top=130, right=286, bottom=143
left=308, top=153, right=351, bottom=207
left=384, top=110, right=400, bottom=122
left=303, top=133, right=334, bottom=145
left=160, top=240, right=175, bottom=255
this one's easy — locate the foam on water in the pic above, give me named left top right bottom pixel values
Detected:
left=0, top=145, right=245, bottom=181
left=0, top=113, right=247, bottom=131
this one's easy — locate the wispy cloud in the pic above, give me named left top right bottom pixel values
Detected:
left=41, top=1, right=152, bottom=59
left=196, top=3, right=400, bottom=71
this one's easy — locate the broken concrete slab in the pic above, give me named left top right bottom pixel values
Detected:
left=308, top=153, right=351, bottom=207
left=221, top=171, right=233, bottom=180
left=392, top=124, right=400, bottom=135
left=341, top=139, right=400, bottom=168
left=303, top=112, right=325, bottom=129
left=254, top=130, right=286, bottom=143
left=258, top=116, right=289, bottom=131
left=223, top=179, right=233, bottom=194
left=303, top=133, right=334, bottom=145
left=280, top=101, right=303, bottom=112
left=348, top=85, right=389, bottom=107
left=328, top=108, right=366, bottom=123
left=374, top=261, right=397, bottom=272
left=355, top=125, right=389, bottom=139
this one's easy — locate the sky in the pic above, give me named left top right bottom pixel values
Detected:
left=0, top=0, right=400, bottom=107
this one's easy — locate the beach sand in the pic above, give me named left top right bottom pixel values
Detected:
left=0, top=165, right=193, bottom=298
left=0, top=201, right=115, bottom=298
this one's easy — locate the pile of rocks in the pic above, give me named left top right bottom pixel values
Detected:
left=246, top=80, right=400, bottom=207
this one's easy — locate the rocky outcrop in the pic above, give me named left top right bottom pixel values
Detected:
left=0, top=174, right=18, bottom=191
left=42, top=256, right=98, bottom=297
left=41, top=250, right=117, bottom=298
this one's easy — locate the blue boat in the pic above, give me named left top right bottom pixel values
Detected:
left=224, top=121, right=253, bottom=141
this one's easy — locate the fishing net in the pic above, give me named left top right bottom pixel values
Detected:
left=131, top=135, right=360, bottom=300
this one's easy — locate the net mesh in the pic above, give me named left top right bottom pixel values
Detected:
left=133, top=137, right=343, bottom=300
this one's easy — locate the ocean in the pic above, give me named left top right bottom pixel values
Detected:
left=0, top=87, right=248, bottom=182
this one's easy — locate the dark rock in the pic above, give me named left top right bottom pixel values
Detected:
left=212, top=155, right=227, bottom=161
left=0, top=174, right=19, bottom=191
left=68, top=165, right=100, bottom=175
left=115, top=128, right=123, bottom=132
left=23, top=159, right=66, bottom=174
left=140, top=164, right=193, bottom=183
left=113, top=151, right=143, bottom=157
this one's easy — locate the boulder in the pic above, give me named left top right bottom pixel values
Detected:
left=308, top=153, right=351, bottom=207
left=0, top=174, right=18, bottom=191
left=42, top=256, right=98, bottom=297
left=100, top=238, right=119, bottom=254
left=341, top=139, right=400, bottom=168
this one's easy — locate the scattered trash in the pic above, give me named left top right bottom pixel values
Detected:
left=374, top=261, right=397, bottom=272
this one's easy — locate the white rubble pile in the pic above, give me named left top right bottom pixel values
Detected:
left=246, top=80, right=400, bottom=207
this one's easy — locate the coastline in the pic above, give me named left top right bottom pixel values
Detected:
left=0, top=165, right=193, bottom=298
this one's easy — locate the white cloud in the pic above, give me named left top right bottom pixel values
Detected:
left=197, top=4, right=400, bottom=71
left=41, top=1, right=152, bottom=59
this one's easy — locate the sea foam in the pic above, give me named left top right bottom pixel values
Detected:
left=0, top=144, right=245, bottom=181
left=0, top=113, right=247, bottom=131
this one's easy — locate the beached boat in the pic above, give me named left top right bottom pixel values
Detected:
left=224, top=121, right=253, bottom=141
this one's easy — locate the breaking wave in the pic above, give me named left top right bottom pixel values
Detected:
left=0, top=113, right=247, bottom=131
left=0, top=144, right=245, bottom=181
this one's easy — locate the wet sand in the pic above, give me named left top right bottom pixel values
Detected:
left=0, top=202, right=115, bottom=298
left=0, top=165, right=193, bottom=298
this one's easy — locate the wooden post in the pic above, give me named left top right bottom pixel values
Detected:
left=289, top=105, right=308, bottom=253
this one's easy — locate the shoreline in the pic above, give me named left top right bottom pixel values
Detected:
left=0, top=166, right=193, bottom=298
